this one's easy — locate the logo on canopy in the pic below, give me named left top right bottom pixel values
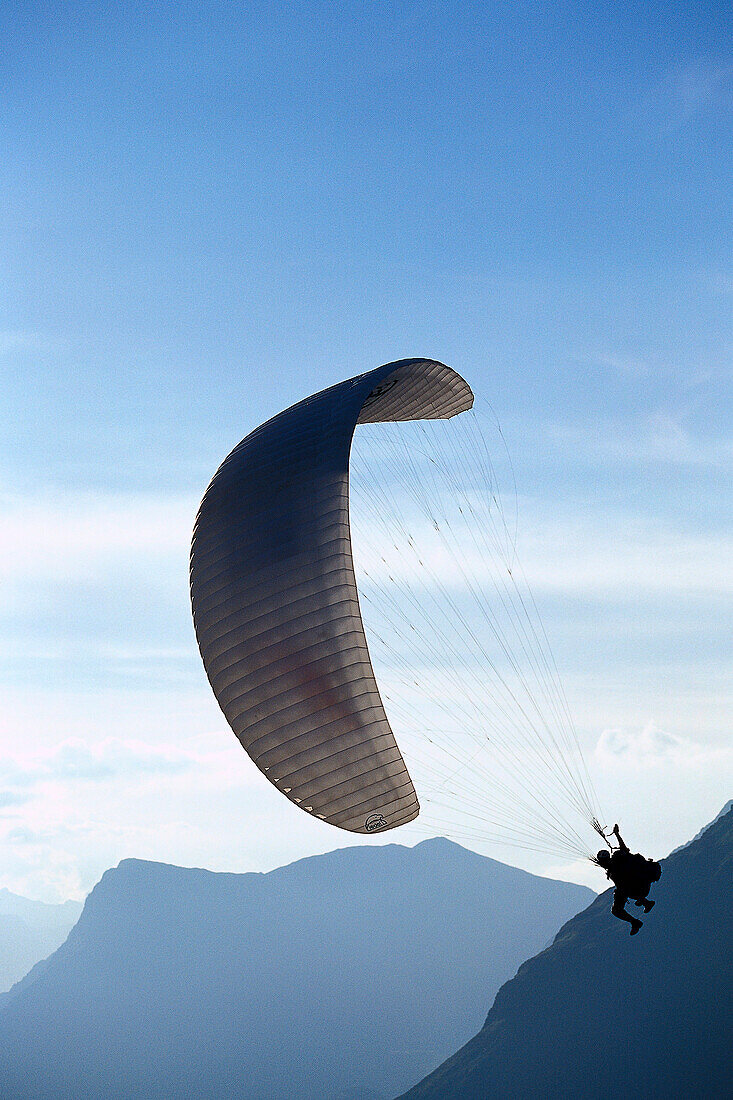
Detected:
left=361, top=377, right=399, bottom=409
left=365, top=813, right=388, bottom=832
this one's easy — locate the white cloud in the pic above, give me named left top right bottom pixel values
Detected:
left=0, top=490, right=197, bottom=589
left=595, top=721, right=729, bottom=767
left=590, top=721, right=733, bottom=858
left=0, top=733, right=251, bottom=899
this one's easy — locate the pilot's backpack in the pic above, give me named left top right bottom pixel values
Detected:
left=628, top=852, right=661, bottom=895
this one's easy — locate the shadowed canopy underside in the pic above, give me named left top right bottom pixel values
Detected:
left=190, top=359, right=473, bottom=833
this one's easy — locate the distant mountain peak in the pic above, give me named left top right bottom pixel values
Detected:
left=0, top=891, right=82, bottom=996
left=0, top=838, right=594, bottom=1100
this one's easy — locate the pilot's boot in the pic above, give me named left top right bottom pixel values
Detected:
left=642, top=899, right=655, bottom=913
left=629, top=917, right=643, bottom=935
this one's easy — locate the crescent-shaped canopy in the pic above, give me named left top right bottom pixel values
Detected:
left=190, top=359, right=474, bottom=833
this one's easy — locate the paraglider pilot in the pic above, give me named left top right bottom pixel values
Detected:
left=596, top=825, right=661, bottom=936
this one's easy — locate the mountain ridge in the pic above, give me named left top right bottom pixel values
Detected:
left=0, top=837, right=594, bottom=1100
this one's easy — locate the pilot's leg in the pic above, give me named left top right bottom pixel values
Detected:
left=612, top=890, right=643, bottom=934
left=633, top=890, right=655, bottom=913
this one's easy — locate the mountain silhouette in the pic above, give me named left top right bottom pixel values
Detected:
left=401, top=806, right=733, bottom=1099
left=670, top=798, right=732, bottom=854
left=0, top=838, right=592, bottom=1100
left=0, top=889, right=82, bottom=994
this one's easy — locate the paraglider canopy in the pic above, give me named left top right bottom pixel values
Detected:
left=190, top=359, right=473, bottom=833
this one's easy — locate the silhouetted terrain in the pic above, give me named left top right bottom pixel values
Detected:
left=670, top=798, right=732, bottom=853
left=0, top=838, right=592, bottom=1100
left=401, top=807, right=733, bottom=1099
left=0, top=890, right=82, bottom=993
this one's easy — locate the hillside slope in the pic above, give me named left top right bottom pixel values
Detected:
left=402, top=808, right=733, bottom=1099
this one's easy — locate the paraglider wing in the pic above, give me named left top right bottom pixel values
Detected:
left=190, top=359, right=473, bottom=832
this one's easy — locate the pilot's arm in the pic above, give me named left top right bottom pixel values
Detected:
left=612, top=824, right=629, bottom=852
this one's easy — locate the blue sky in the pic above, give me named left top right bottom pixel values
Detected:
left=1, top=1, right=731, bottom=899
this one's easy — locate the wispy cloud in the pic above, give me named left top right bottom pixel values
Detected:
left=0, top=490, right=201, bottom=697
left=0, top=792, right=30, bottom=809
left=0, top=490, right=197, bottom=589
left=695, top=271, right=733, bottom=298
left=5, top=822, right=96, bottom=846
left=546, top=414, right=732, bottom=468
left=639, top=60, right=733, bottom=135
left=356, top=504, right=733, bottom=599
left=592, top=353, right=656, bottom=379
left=0, top=331, right=62, bottom=357
left=0, top=737, right=197, bottom=792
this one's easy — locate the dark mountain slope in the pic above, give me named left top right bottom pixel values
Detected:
left=402, top=807, right=733, bottom=1100
left=0, top=838, right=592, bottom=1100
